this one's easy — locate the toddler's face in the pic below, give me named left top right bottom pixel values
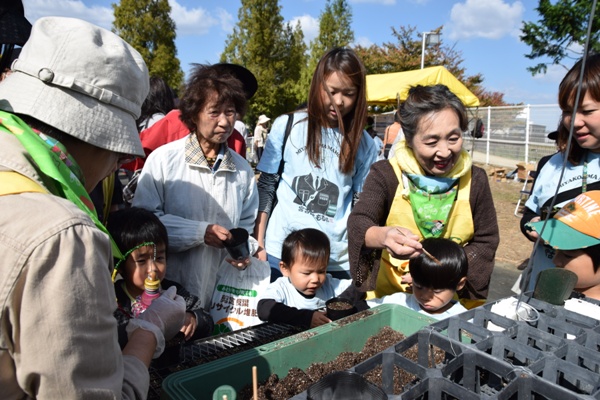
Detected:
left=411, top=282, right=456, bottom=314
left=553, top=249, right=600, bottom=291
left=123, top=243, right=167, bottom=295
left=281, top=256, right=327, bottom=296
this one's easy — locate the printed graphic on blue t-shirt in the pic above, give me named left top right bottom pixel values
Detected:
left=292, top=173, right=339, bottom=217
left=257, top=112, right=378, bottom=270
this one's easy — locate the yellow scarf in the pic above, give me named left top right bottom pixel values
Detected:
left=394, top=139, right=472, bottom=181
left=367, top=140, right=475, bottom=302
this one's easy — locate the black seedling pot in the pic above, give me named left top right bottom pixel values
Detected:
left=223, top=228, right=250, bottom=260
left=326, top=297, right=357, bottom=321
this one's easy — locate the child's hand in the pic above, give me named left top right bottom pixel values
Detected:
left=401, top=272, right=413, bottom=285
left=310, top=311, right=331, bottom=328
left=525, top=216, right=541, bottom=240
left=180, top=312, right=197, bottom=340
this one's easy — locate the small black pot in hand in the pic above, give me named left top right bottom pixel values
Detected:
left=325, top=297, right=357, bottom=321
left=223, top=228, right=250, bottom=260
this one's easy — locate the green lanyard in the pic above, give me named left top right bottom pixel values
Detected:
left=0, top=111, right=124, bottom=260
left=582, top=158, right=588, bottom=193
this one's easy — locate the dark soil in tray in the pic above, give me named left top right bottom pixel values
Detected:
left=148, top=324, right=302, bottom=400
left=239, top=325, right=446, bottom=399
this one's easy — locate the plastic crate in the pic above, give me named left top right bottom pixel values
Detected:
left=474, top=333, right=546, bottom=367
left=161, top=304, right=434, bottom=400
left=349, top=348, right=429, bottom=395
left=553, top=303, right=600, bottom=331
left=511, top=322, right=567, bottom=353
left=293, top=328, right=533, bottom=399
left=400, top=376, right=483, bottom=399
left=429, top=306, right=518, bottom=344
left=441, top=348, right=520, bottom=397
left=162, top=296, right=600, bottom=399
left=529, top=345, right=600, bottom=397
left=585, top=330, right=600, bottom=353
left=356, top=328, right=467, bottom=396
left=496, top=373, right=594, bottom=400
left=291, top=328, right=471, bottom=399
left=554, top=342, right=600, bottom=378
left=489, top=296, right=599, bottom=336
left=528, top=356, right=600, bottom=397
left=294, top=296, right=600, bottom=400
left=393, top=329, right=465, bottom=369
left=529, top=306, right=597, bottom=344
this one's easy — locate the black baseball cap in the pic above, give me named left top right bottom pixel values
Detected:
left=213, top=63, right=258, bottom=100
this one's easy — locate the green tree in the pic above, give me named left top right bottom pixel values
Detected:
left=284, top=21, right=309, bottom=106
left=354, top=25, right=506, bottom=107
left=354, top=26, right=427, bottom=74
left=309, top=0, right=354, bottom=59
left=521, top=0, right=600, bottom=75
left=301, top=0, right=355, bottom=95
left=112, top=0, right=183, bottom=91
left=221, top=0, right=306, bottom=125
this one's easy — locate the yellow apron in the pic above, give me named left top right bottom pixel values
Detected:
left=0, top=171, right=47, bottom=195
left=367, top=159, right=477, bottom=307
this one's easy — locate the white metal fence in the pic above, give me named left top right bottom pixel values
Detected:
left=372, top=104, right=562, bottom=168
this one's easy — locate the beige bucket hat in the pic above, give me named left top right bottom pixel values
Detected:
left=0, top=16, right=149, bottom=156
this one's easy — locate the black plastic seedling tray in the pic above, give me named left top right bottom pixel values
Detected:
left=290, top=296, right=600, bottom=400
left=147, top=322, right=301, bottom=399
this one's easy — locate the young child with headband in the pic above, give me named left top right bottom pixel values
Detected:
left=108, top=207, right=213, bottom=349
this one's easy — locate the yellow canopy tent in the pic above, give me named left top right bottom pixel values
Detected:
left=366, top=66, right=480, bottom=107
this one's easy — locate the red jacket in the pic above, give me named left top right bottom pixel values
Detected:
left=123, top=109, right=247, bottom=171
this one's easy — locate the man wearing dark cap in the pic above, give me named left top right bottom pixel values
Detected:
left=0, top=17, right=185, bottom=398
left=0, top=0, right=31, bottom=77
left=132, top=63, right=260, bottom=309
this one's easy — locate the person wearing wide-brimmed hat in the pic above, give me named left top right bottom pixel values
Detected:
left=132, top=63, right=260, bottom=309
left=254, top=114, right=270, bottom=161
left=0, top=17, right=186, bottom=398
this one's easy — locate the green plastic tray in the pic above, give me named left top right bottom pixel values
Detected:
left=161, top=304, right=435, bottom=400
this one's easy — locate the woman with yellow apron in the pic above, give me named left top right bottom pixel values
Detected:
left=348, top=84, right=499, bottom=309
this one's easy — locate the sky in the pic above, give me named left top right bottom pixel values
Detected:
left=20, top=0, right=576, bottom=106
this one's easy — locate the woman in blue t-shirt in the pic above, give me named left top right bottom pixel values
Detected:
left=254, top=47, right=378, bottom=281
left=519, top=54, right=600, bottom=291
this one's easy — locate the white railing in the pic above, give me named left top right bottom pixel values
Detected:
left=465, top=104, right=560, bottom=168
left=373, top=104, right=562, bottom=169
